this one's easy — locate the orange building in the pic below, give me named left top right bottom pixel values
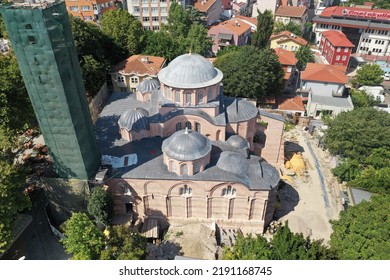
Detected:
left=65, top=0, right=116, bottom=22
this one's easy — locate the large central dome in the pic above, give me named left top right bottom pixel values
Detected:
left=158, top=53, right=223, bottom=89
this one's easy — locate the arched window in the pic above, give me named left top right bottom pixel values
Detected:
left=180, top=184, right=192, bottom=195
left=185, top=122, right=192, bottom=130
left=195, top=122, right=201, bottom=133
left=208, top=88, right=213, bottom=101
left=175, top=90, right=180, bottom=103
left=185, top=91, right=192, bottom=105
left=197, top=90, right=204, bottom=104
left=180, top=164, right=188, bottom=175
left=223, top=185, right=236, bottom=196
left=176, top=122, right=182, bottom=131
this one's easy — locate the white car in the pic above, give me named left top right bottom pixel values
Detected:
left=382, top=74, right=390, bottom=81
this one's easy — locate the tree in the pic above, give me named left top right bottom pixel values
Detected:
left=349, top=167, right=390, bottom=194
left=223, top=222, right=334, bottom=260
left=330, top=195, right=390, bottom=259
left=324, top=108, right=390, bottom=160
left=62, top=212, right=105, bottom=260
left=81, top=55, right=107, bottom=99
left=0, top=52, right=36, bottom=150
left=186, top=5, right=205, bottom=26
left=184, top=24, right=212, bottom=56
left=350, top=88, right=380, bottom=108
left=100, top=9, right=145, bottom=56
left=273, top=21, right=303, bottom=36
left=214, top=46, right=284, bottom=99
left=144, top=30, right=186, bottom=63
left=216, top=45, right=240, bottom=57
left=100, top=225, right=147, bottom=260
left=252, top=9, right=274, bottom=49
left=0, top=15, right=7, bottom=38
left=87, top=186, right=114, bottom=226
left=295, top=45, right=315, bottom=71
left=168, top=1, right=191, bottom=38
left=0, top=159, right=31, bottom=254
left=352, top=64, right=384, bottom=87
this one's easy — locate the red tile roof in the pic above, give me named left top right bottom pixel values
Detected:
left=234, top=15, right=257, bottom=26
left=319, top=6, right=390, bottom=19
left=111, top=55, right=166, bottom=76
left=270, top=31, right=308, bottom=46
left=275, top=5, right=308, bottom=18
left=277, top=96, right=305, bottom=112
left=209, top=18, right=251, bottom=36
left=194, top=0, right=217, bottom=13
left=275, top=48, right=297, bottom=66
left=301, top=63, right=348, bottom=84
left=321, top=30, right=355, bottom=47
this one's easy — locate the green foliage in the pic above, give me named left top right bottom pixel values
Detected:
left=332, top=158, right=362, bottom=182
left=185, top=23, right=212, bottom=56
left=216, top=45, right=240, bottom=57
left=273, top=21, right=303, bottom=36
left=324, top=108, right=390, bottom=160
left=62, top=212, right=105, bottom=260
left=350, top=88, right=380, bottom=108
left=100, top=225, right=147, bottom=260
left=252, top=9, right=274, bottom=49
left=0, top=159, right=31, bottom=254
left=144, top=30, right=185, bottom=63
left=81, top=55, right=107, bottom=99
left=87, top=186, right=114, bottom=226
left=0, top=15, right=7, bottom=38
left=168, top=1, right=191, bottom=38
left=330, top=195, right=390, bottom=259
left=350, top=167, right=390, bottom=194
left=223, top=222, right=334, bottom=260
left=295, top=45, right=315, bottom=71
left=100, top=9, right=145, bottom=57
left=214, top=46, right=284, bottom=99
left=0, top=52, right=36, bottom=149
left=352, top=64, right=384, bottom=87
left=185, top=6, right=205, bottom=26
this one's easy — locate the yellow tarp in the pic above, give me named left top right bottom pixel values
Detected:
left=285, top=153, right=305, bottom=175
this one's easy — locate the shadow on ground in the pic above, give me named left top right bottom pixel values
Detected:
left=274, top=181, right=300, bottom=220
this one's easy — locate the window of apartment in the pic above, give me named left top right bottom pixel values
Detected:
left=176, top=122, right=182, bottom=131
left=335, top=55, right=340, bottom=60
left=337, top=47, right=341, bottom=52
left=133, top=6, right=140, bottom=12
left=144, top=26, right=151, bottom=31
left=117, top=76, right=124, bottom=83
left=152, top=16, right=159, bottom=22
left=287, top=66, right=292, bottom=73
left=152, top=26, right=160, bottom=31
left=142, top=0, right=148, bottom=3
left=131, top=77, right=138, bottom=84
left=143, top=17, right=150, bottom=22
left=160, top=0, right=167, bottom=2
left=81, top=5, right=90, bottom=11
left=151, top=7, right=159, bottom=13
left=161, top=7, right=167, bottom=12
left=69, top=6, right=79, bottom=12
left=342, top=55, right=347, bottom=61
left=142, top=7, right=149, bottom=13
left=84, top=16, right=92, bottom=21
left=161, top=16, right=167, bottom=22
left=344, top=47, right=348, bottom=52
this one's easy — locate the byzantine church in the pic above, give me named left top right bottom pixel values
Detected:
left=95, top=53, right=280, bottom=233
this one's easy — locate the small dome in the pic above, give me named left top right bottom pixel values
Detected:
left=162, top=128, right=211, bottom=161
left=158, top=53, right=223, bottom=89
left=137, top=78, right=160, bottom=94
left=216, top=151, right=248, bottom=176
left=118, top=108, right=150, bottom=132
left=227, top=135, right=249, bottom=149
left=225, top=99, right=259, bottom=122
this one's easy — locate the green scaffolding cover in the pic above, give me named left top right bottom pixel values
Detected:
left=1, top=1, right=101, bottom=179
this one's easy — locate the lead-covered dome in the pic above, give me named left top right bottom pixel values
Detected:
left=158, top=53, right=223, bottom=89
left=216, top=151, right=249, bottom=176
left=227, top=135, right=250, bottom=150
left=162, top=128, right=212, bottom=161
left=137, top=78, right=160, bottom=94
left=118, top=108, right=150, bottom=132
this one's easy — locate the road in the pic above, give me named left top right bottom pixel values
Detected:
left=1, top=188, right=70, bottom=260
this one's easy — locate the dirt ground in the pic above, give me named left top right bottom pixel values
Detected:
left=277, top=126, right=344, bottom=243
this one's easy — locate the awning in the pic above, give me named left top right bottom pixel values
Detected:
left=218, top=33, right=233, bottom=40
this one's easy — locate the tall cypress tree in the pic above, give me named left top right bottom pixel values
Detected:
left=252, top=9, right=274, bottom=49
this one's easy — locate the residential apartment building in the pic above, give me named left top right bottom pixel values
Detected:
left=298, top=63, right=354, bottom=118
left=270, top=31, right=308, bottom=52
left=312, top=4, right=390, bottom=57
left=319, top=30, right=354, bottom=67
left=194, top=0, right=223, bottom=26
left=127, top=0, right=179, bottom=31
left=110, top=55, right=166, bottom=92
left=252, top=0, right=278, bottom=18
left=208, top=18, right=252, bottom=54
left=274, top=48, right=298, bottom=93
left=275, top=5, right=309, bottom=34
left=65, top=0, right=116, bottom=22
